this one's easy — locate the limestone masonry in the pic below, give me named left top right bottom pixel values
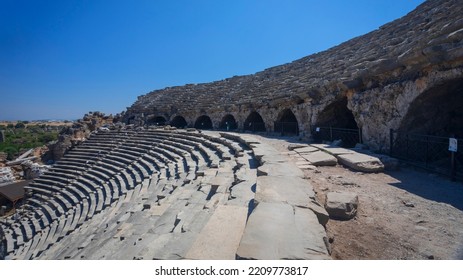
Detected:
left=1, top=0, right=462, bottom=260
left=124, top=0, right=463, bottom=151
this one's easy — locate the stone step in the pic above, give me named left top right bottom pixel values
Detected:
left=186, top=205, right=247, bottom=259
left=236, top=202, right=329, bottom=260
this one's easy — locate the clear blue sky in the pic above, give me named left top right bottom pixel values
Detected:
left=0, top=0, right=425, bottom=121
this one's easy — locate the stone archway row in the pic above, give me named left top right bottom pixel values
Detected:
left=155, top=109, right=301, bottom=135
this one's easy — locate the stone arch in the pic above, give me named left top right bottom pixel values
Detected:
left=315, top=97, right=358, bottom=129
left=194, top=115, right=213, bottom=130
left=170, top=115, right=188, bottom=128
left=274, top=108, right=299, bottom=135
left=398, top=78, right=463, bottom=138
left=146, top=116, right=167, bottom=126
left=219, top=114, right=238, bottom=131
left=244, top=111, right=266, bottom=132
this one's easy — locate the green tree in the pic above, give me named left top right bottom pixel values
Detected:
left=15, top=122, right=26, bottom=129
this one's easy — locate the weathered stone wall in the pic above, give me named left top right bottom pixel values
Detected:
left=123, top=0, right=463, bottom=150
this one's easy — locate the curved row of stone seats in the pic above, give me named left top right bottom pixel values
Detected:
left=33, top=132, right=255, bottom=259
left=1, top=129, right=256, bottom=259
left=136, top=131, right=221, bottom=167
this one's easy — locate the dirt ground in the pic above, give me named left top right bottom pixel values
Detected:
left=253, top=134, right=463, bottom=260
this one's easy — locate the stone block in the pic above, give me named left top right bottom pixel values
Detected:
left=337, top=153, right=384, bottom=172
left=236, top=202, right=329, bottom=260
left=325, top=192, right=359, bottom=220
left=307, top=201, right=329, bottom=226
left=186, top=205, right=247, bottom=259
left=294, top=146, right=319, bottom=154
left=301, top=151, right=337, bottom=166
left=255, top=176, right=315, bottom=207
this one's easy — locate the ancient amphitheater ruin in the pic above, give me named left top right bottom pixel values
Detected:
left=124, top=0, right=463, bottom=150
left=1, top=0, right=462, bottom=260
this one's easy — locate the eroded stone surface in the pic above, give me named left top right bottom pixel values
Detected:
left=255, top=176, right=315, bottom=207
left=301, top=151, right=338, bottom=166
left=337, top=153, right=384, bottom=173
left=186, top=205, right=247, bottom=260
left=236, top=202, right=329, bottom=260
left=325, top=192, right=359, bottom=220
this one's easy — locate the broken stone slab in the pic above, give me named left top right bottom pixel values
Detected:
left=310, top=144, right=356, bottom=156
left=337, top=153, right=384, bottom=172
left=325, top=192, right=359, bottom=220
left=301, top=151, right=337, bottom=166
left=236, top=202, right=330, bottom=260
left=287, top=143, right=309, bottom=151
left=255, top=176, right=315, bottom=207
left=365, top=153, right=399, bottom=171
left=228, top=181, right=255, bottom=206
left=257, top=162, right=304, bottom=178
left=185, top=205, right=247, bottom=260
left=293, top=146, right=319, bottom=154
left=307, top=201, right=329, bottom=226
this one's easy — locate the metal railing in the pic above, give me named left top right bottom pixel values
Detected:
left=312, top=126, right=362, bottom=148
left=243, top=122, right=266, bottom=133
left=274, top=122, right=299, bottom=136
left=389, top=129, right=462, bottom=181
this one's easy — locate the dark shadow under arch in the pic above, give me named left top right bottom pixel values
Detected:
left=244, top=111, right=266, bottom=132
left=274, top=109, right=299, bottom=135
left=194, top=115, right=213, bottom=130
left=315, top=97, right=358, bottom=129
left=147, top=116, right=167, bottom=126
left=170, top=115, right=188, bottom=128
left=219, top=114, right=238, bottom=131
left=314, top=97, right=359, bottom=147
left=399, top=78, right=463, bottom=138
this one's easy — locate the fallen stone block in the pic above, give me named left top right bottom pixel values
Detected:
left=293, top=146, right=319, bottom=154
left=310, top=144, right=355, bottom=156
left=325, top=192, right=359, bottom=220
left=301, top=151, right=337, bottom=166
left=337, top=153, right=384, bottom=172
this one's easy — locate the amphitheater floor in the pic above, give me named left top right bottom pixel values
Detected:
left=251, top=134, right=463, bottom=260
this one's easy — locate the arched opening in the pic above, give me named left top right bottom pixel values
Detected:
left=170, top=115, right=188, bottom=128
left=194, top=115, right=213, bottom=130
left=393, top=79, right=463, bottom=177
left=399, top=79, right=463, bottom=137
left=314, top=97, right=359, bottom=147
left=244, top=111, right=266, bottom=132
left=146, top=116, right=167, bottom=126
left=316, top=97, right=358, bottom=129
left=274, top=109, right=299, bottom=136
left=219, top=114, right=238, bottom=131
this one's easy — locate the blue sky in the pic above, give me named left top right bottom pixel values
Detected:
left=0, top=0, right=425, bottom=121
